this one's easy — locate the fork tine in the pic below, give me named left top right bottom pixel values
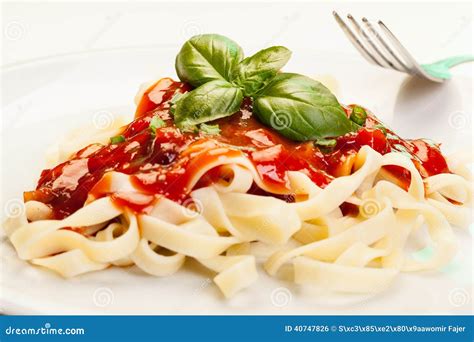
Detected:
left=361, top=17, right=409, bottom=72
left=377, top=20, right=440, bottom=81
left=346, top=14, right=389, bottom=68
left=332, top=11, right=380, bottom=66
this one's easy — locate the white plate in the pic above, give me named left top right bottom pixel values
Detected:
left=1, top=47, right=473, bottom=315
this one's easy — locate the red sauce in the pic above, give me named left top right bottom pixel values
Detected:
left=24, top=79, right=450, bottom=219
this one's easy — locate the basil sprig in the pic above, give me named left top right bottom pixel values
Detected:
left=173, top=34, right=354, bottom=140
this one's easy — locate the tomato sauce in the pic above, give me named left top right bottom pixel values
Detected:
left=24, top=79, right=450, bottom=219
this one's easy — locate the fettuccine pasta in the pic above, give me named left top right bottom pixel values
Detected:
left=3, top=75, right=472, bottom=298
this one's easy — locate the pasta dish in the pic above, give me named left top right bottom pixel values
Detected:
left=4, top=34, right=472, bottom=298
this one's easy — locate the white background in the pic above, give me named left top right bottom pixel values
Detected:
left=1, top=1, right=473, bottom=67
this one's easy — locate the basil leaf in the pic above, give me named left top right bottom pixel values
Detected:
left=174, top=80, right=243, bottom=129
left=175, top=34, right=244, bottom=87
left=232, top=46, right=292, bottom=96
left=253, top=73, right=352, bottom=141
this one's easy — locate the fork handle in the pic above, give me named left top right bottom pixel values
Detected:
left=421, top=54, right=474, bottom=79
left=431, top=55, right=474, bottom=68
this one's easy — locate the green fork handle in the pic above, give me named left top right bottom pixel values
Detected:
left=421, top=55, right=474, bottom=79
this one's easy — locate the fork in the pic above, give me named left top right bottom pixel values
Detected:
left=333, top=11, right=474, bottom=83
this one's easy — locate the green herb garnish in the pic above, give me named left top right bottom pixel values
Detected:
left=315, top=138, right=337, bottom=147
left=150, top=116, right=166, bottom=134
left=372, top=124, right=387, bottom=135
left=314, top=138, right=337, bottom=154
left=110, top=135, right=125, bottom=144
left=173, top=34, right=354, bottom=140
left=199, top=123, right=221, bottom=135
left=350, top=105, right=367, bottom=126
